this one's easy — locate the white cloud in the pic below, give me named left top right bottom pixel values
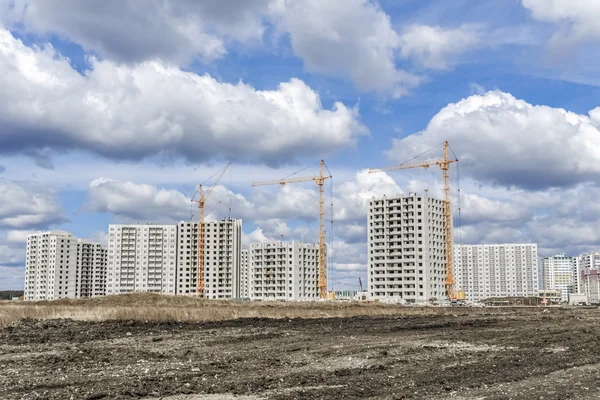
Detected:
left=1, top=0, right=271, bottom=64
left=388, top=90, right=600, bottom=190
left=0, top=179, right=64, bottom=229
left=522, top=0, right=600, bottom=47
left=270, top=0, right=420, bottom=97
left=86, top=178, right=190, bottom=222
left=398, top=24, right=479, bottom=70
left=0, top=29, right=366, bottom=165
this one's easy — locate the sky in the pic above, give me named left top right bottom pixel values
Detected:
left=1, top=0, right=600, bottom=291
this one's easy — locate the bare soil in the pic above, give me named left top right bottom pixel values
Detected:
left=1, top=307, right=600, bottom=399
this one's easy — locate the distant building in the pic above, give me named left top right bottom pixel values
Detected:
left=176, top=219, right=242, bottom=299
left=77, top=240, right=108, bottom=298
left=106, top=224, right=178, bottom=295
left=454, top=244, right=539, bottom=302
left=249, top=241, right=320, bottom=301
left=367, top=193, right=447, bottom=303
left=581, top=269, right=600, bottom=304
left=540, top=253, right=577, bottom=302
left=24, top=231, right=106, bottom=301
left=240, top=249, right=249, bottom=299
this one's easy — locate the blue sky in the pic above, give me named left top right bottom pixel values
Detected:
left=1, top=0, right=600, bottom=290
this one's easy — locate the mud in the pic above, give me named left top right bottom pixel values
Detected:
left=1, top=307, right=600, bottom=399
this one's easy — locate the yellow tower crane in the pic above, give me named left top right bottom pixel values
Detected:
left=252, top=160, right=332, bottom=299
left=192, top=162, right=232, bottom=297
left=369, top=141, right=460, bottom=300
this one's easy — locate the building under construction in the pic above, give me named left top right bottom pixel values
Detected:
left=367, top=193, right=447, bottom=302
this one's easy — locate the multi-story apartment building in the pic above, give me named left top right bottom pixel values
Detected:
left=454, top=244, right=538, bottom=301
left=77, top=240, right=108, bottom=298
left=581, top=268, right=600, bottom=304
left=176, top=219, right=242, bottom=299
left=249, top=241, right=320, bottom=301
left=577, top=252, right=600, bottom=303
left=540, top=253, right=576, bottom=302
left=106, top=224, right=178, bottom=295
left=577, top=252, right=600, bottom=293
left=240, top=249, right=249, bottom=299
left=24, top=231, right=107, bottom=301
left=367, top=193, right=447, bottom=303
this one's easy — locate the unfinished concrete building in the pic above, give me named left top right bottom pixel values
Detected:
left=176, top=219, right=242, bottom=299
left=367, top=193, right=446, bottom=303
left=25, top=231, right=107, bottom=301
left=240, top=249, right=249, bottom=299
left=454, top=244, right=539, bottom=301
left=106, top=224, right=178, bottom=295
left=250, top=241, right=320, bottom=301
left=77, top=240, right=107, bottom=298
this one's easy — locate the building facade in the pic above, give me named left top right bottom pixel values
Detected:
left=454, top=244, right=539, bottom=301
left=77, top=240, right=108, bottom=298
left=176, top=219, right=242, bottom=299
left=540, top=253, right=576, bottom=302
left=24, top=231, right=106, bottom=301
left=249, top=241, right=320, bottom=301
left=581, top=269, right=600, bottom=304
left=367, top=193, right=447, bottom=303
left=240, top=249, right=249, bottom=299
left=106, top=224, right=178, bottom=296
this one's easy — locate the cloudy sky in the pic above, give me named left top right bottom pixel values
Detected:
left=1, top=0, right=600, bottom=290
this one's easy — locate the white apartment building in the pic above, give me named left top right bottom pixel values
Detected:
left=454, top=244, right=538, bottom=301
left=250, top=241, right=320, bottom=301
left=368, top=193, right=447, bottom=303
left=25, top=231, right=78, bottom=301
left=106, top=224, right=178, bottom=295
left=24, top=231, right=107, bottom=301
left=581, top=269, right=600, bottom=304
left=176, top=219, right=242, bottom=299
left=577, top=252, right=600, bottom=294
left=240, top=249, right=249, bottom=299
left=77, top=240, right=107, bottom=298
left=541, top=253, right=576, bottom=302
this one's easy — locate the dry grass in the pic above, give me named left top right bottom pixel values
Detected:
left=0, top=293, right=452, bottom=327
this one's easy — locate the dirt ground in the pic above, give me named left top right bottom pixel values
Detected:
left=1, top=307, right=600, bottom=400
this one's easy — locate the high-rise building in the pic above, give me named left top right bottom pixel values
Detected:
left=578, top=252, right=600, bottom=303
left=176, top=219, right=242, bottom=299
left=454, top=244, right=539, bottom=301
left=106, top=224, right=178, bottom=295
left=249, top=241, right=320, bottom=301
left=577, top=252, right=600, bottom=294
left=24, top=231, right=106, bottom=301
left=77, top=240, right=108, bottom=298
left=540, top=253, right=576, bottom=302
left=367, top=193, right=447, bottom=303
left=240, top=249, right=249, bottom=299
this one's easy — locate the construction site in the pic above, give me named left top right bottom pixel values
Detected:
left=1, top=294, right=600, bottom=400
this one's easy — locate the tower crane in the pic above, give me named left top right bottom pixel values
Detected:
left=252, top=160, right=332, bottom=299
left=192, top=162, right=232, bottom=297
left=369, top=141, right=459, bottom=300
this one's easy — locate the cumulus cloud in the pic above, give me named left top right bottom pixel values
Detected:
left=522, top=0, right=600, bottom=47
left=270, top=0, right=420, bottom=97
left=1, top=0, right=270, bottom=64
left=86, top=178, right=190, bottom=222
left=0, top=179, right=64, bottom=229
left=398, top=24, right=479, bottom=70
left=388, top=90, right=600, bottom=190
left=0, top=29, right=366, bottom=166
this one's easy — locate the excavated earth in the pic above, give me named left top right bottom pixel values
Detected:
left=2, top=307, right=600, bottom=399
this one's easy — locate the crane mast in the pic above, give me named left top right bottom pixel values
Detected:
left=369, top=141, right=458, bottom=300
left=193, top=162, right=232, bottom=298
left=252, top=160, right=332, bottom=299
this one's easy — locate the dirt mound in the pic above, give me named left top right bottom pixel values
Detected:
left=1, top=308, right=600, bottom=399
